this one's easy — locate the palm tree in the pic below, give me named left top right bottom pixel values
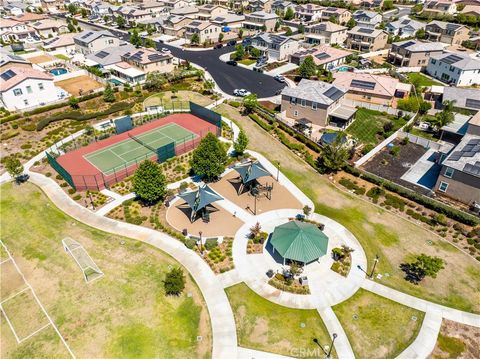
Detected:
left=431, top=100, right=455, bottom=133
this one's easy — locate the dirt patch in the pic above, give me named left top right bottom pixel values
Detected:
left=0, top=260, right=27, bottom=301
left=55, top=76, right=103, bottom=96
left=429, top=319, right=480, bottom=359
left=28, top=55, right=55, bottom=64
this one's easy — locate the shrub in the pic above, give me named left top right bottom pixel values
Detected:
left=72, top=194, right=82, bottom=200
left=390, top=146, right=400, bottom=156
left=164, top=267, right=185, bottom=295
left=338, top=178, right=366, bottom=195
left=184, top=237, right=197, bottom=249
left=366, top=186, right=385, bottom=203
left=205, top=238, right=218, bottom=251
left=249, top=113, right=272, bottom=132
left=383, top=194, right=405, bottom=211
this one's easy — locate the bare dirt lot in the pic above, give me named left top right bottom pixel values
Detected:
left=55, top=75, right=103, bottom=96
left=28, top=55, right=55, bottom=64
left=429, top=319, right=480, bottom=359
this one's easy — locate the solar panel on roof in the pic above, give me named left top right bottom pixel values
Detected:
left=315, top=52, right=331, bottom=60
left=81, top=31, right=93, bottom=39
left=324, top=87, right=343, bottom=101
left=448, top=151, right=462, bottom=161
left=148, top=54, right=167, bottom=61
left=465, top=98, right=480, bottom=110
left=1, top=69, right=16, bottom=81
left=400, top=41, right=415, bottom=48
left=464, top=163, right=480, bottom=176
left=358, top=28, right=374, bottom=34
left=351, top=79, right=376, bottom=90
left=464, top=151, right=476, bottom=157
left=96, top=51, right=109, bottom=59
left=469, top=139, right=480, bottom=145
left=442, top=54, right=463, bottom=65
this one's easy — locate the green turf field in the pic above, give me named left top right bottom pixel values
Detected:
left=84, top=123, right=197, bottom=175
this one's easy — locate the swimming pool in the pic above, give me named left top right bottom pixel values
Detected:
left=334, top=65, right=354, bottom=72
left=49, top=68, right=68, bottom=76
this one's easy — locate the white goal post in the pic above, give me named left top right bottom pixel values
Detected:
left=62, top=237, right=103, bottom=283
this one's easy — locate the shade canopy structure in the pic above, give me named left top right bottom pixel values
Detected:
left=233, top=160, right=271, bottom=187
left=270, top=221, right=329, bottom=264
left=178, top=185, right=223, bottom=222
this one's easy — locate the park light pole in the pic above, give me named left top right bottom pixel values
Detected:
left=357, top=254, right=380, bottom=279
left=276, top=161, right=280, bottom=182
left=198, top=231, right=203, bottom=255
left=313, top=333, right=337, bottom=358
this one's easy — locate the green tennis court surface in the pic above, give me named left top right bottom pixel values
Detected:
left=84, top=123, right=197, bottom=175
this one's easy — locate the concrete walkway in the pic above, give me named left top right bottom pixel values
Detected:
left=361, top=280, right=480, bottom=327
left=317, top=307, right=355, bottom=359
left=237, top=347, right=294, bottom=359
left=25, top=172, right=238, bottom=359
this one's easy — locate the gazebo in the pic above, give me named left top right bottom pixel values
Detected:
left=270, top=221, right=329, bottom=266
left=178, top=185, right=223, bottom=222
left=233, top=160, right=272, bottom=194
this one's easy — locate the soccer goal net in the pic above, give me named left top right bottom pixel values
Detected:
left=62, top=237, right=104, bottom=283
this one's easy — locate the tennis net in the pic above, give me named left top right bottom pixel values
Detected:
left=128, top=132, right=157, bottom=153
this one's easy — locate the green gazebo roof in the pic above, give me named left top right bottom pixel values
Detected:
left=270, top=221, right=329, bottom=264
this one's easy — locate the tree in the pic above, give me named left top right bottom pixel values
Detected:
left=116, top=15, right=126, bottom=28
left=233, top=129, right=249, bottom=155
left=302, top=205, right=312, bottom=217
left=274, top=20, right=281, bottom=32
left=164, top=267, right=185, bottom=295
left=261, top=25, right=267, bottom=32
left=298, top=56, right=317, bottom=78
left=81, top=8, right=87, bottom=18
left=191, top=133, right=228, bottom=181
left=242, top=93, right=257, bottom=113
left=346, top=18, right=356, bottom=29
left=103, top=83, right=115, bottom=102
left=68, top=96, right=79, bottom=109
left=400, top=254, right=445, bottom=284
left=285, top=27, right=293, bottom=36
left=218, top=32, right=224, bottom=42
left=203, top=79, right=215, bottom=94
left=298, top=24, right=305, bottom=34
left=144, top=38, right=155, bottom=48
left=238, top=28, right=244, bottom=39
left=232, top=44, right=245, bottom=60
left=317, top=134, right=349, bottom=173
left=67, top=23, right=75, bottom=33
left=418, top=101, right=432, bottom=115
left=144, top=71, right=167, bottom=91
left=249, top=47, right=261, bottom=58
left=284, top=7, right=294, bottom=20
left=415, top=28, right=426, bottom=40
left=382, top=0, right=394, bottom=11
left=329, top=15, right=338, bottom=24
left=429, top=100, right=455, bottom=131
left=130, top=29, right=141, bottom=47
left=67, top=3, right=76, bottom=15
left=190, top=32, right=200, bottom=45
left=103, top=15, right=109, bottom=23
left=4, top=157, right=23, bottom=179
left=132, top=160, right=167, bottom=204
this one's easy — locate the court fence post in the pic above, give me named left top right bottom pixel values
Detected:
left=94, top=175, right=100, bottom=191
left=82, top=175, right=88, bottom=191
left=101, top=172, right=107, bottom=189
left=113, top=167, right=118, bottom=183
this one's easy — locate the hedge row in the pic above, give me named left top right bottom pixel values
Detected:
left=345, top=166, right=479, bottom=226
left=0, top=113, right=21, bottom=124
left=36, top=102, right=130, bottom=131
left=248, top=113, right=272, bottom=132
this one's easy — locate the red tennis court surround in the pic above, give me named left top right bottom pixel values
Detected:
left=56, top=113, right=218, bottom=191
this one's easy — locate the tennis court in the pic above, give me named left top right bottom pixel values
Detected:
left=84, top=123, right=197, bottom=175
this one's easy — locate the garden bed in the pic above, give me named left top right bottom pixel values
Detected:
left=268, top=273, right=310, bottom=295
left=204, top=237, right=234, bottom=274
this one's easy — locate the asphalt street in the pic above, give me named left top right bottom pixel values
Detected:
left=69, top=18, right=285, bottom=98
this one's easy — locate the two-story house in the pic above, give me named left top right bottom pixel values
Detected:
left=388, top=40, right=445, bottom=67
left=185, top=20, right=222, bottom=44
left=304, top=22, right=348, bottom=45
left=248, top=0, right=274, bottom=13
left=271, top=0, right=295, bottom=14
left=138, top=1, right=167, bottom=16
left=320, top=7, right=352, bottom=25
left=116, top=6, right=152, bottom=23
left=74, top=30, right=120, bottom=55
left=434, top=115, right=480, bottom=205
left=0, top=19, right=37, bottom=43
left=346, top=26, right=388, bottom=52
left=280, top=79, right=357, bottom=128
left=425, top=21, right=469, bottom=46
left=30, top=19, right=69, bottom=38
left=422, top=0, right=457, bottom=17
left=352, top=10, right=382, bottom=28
left=161, top=15, right=192, bottom=37
left=0, top=49, right=32, bottom=71
left=251, top=33, right=299, bottom=61
left=426, top=52, right=480, bottom=86
left=385, top=17, right=425, bottom=38
left=295, top=4, right=324, bottom=22
left=243, top=11, right=279, bottom=32
left=197, top=4, right=228, bottom=21
left=0, top=67, right=59, bottom=111
left=211, top=13, right=245, bottom=29
left=290, top=45, right=351, bottom=71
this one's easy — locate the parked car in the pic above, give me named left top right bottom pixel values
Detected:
left=233, top=89, right=251, bottom=97
left=161, top=48, right=171, bottom=54
left=214, top=43, right=223, bottom=49
left=226, top=60, right=238, bottom=66
left=227, top=40, right=236, bottom=46
left=274, top=75, right=286, bottom=83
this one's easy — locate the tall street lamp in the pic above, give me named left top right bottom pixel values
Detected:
left=313, top=333, right=337, bottom=358
left=357, top=254, right=380, bottom=279
left=276, top=161, right=280, bottom=182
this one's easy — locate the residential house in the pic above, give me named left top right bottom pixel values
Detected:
left=271, top=0, right=295, bottom=14
left=170, top=6, right=199, bottom=19
left=107, top=47, right=174, bottom=84
left=426, top=52, right=480, bottom=86
left=422, top=0, right=457, bottom=17
left=0, top=19, right=37, bottom=43
left=385, top=17, right=425, bottom=38
left=332, top=72, right=410, bottom=106
left=0, top=67, right=59, bottom=111
left=161, top=15, right=191, bottom=37
left=425, top=21, right=469, bottom=45
left=442, top=87, right=480, bottom=114
left=0, top=49, right=32, bottom=71
left=358, top=0, right=384, bottom=8
left=30, top=19, right=68, bottom=38
left=243, top=11, right=279, bottom=32
left=73, top=30, right=120, bottom=55
left=248, top=0, right=274, bottom=13
left=4, top=2, right=25, bottom=16
left=116, top=6, right=152, bottom=23
left=434, top=116, right=480, bottom=204
left=320, top=7, right=351, bottom=25
left=197, top=4, right=228, bottom=21
left=455, top=0, right=480, bottom=5
left=346, top=26, right=388, bottom=52
left=352, top=10, right=382, bottom=28
left=185, top=20, right=222, bottom=44
left=280, top=79, right=357, bottom=128
left=211, top=13, right=245, bottom=29
left=162, top=0, right=191, bottom=11
left=139, top=1, right=167, bottom=16
left=290, top=45, right=351, bottom=70
left=388, top=40, right=445, bottom=67
left=42, top=33, right=76, bottom=55
left=251, top=33, right=299, bottom=61
left=85, top=43, right=136, bottom=67
left=460, top=5, right=480, bottom=16
left=13, top=12, right=46, bottom=23
left=304, top=22, right=348, bottom=45
left=295, top=4, right=324, bottom=22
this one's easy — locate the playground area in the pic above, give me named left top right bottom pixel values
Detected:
left=210, top=168, right=303, bottom=215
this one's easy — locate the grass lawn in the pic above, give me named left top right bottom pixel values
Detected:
left=0, top=183, right=211, bottom=359
left=346, top=108, right=406, bottom=145
left=214, top=103, right=480, bottom=313
left=54, top=54, right=70, bottom=61
left=143, top=90, right=214, bottom=110
left=406, top=73, right=443, bottom=87
left=225, top=283, right=334, bottom=358
left=238, top=59, right=256, bottom=66
left=407, top=127, right=439, bottom=142
left=333, top=289, right=424, bottom=359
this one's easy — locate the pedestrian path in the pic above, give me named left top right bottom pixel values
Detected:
left=96, top=190, right=135, bottom=216
left=237, top=347, right=294, bottom=359
left=317, top=307, right=355, bottom=359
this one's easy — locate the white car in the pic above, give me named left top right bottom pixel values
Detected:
left=161, top=48, right=171, bottom=54
left=233, top=89, right=251, bottom=97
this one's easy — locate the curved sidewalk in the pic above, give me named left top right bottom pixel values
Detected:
left=26, top=172, right=238, bottom=359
